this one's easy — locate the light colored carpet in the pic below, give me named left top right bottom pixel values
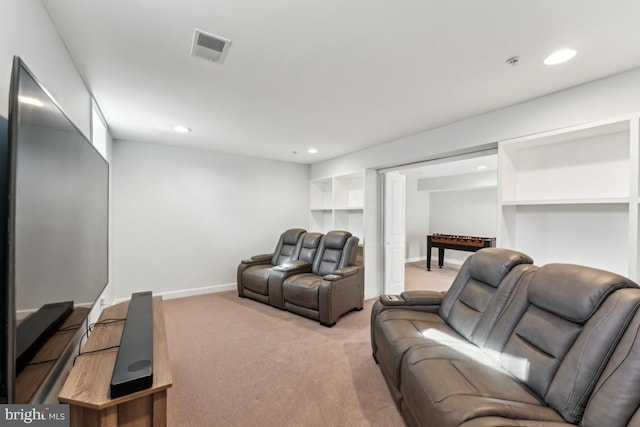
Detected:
left=405, top=260, right=458, bottom=292
left=164, top=292, right=405, bottom=427
left=163, top=262, right=458, bottom=426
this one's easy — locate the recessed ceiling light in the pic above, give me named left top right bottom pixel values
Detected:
left=307, top=148, right=318, bottom=154
left=18, top=96, right=43, bottom=107
left=173, top=125, right=191, bottom=133
left=544, top=49, right=577, bottom=65
left=477, top=165, right=487, bottom=170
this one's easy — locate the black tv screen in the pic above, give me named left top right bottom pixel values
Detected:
left=1, top=57, right=109, bottom=403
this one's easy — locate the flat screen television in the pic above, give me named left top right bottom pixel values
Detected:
left=0, top=56, right=109, bottom=403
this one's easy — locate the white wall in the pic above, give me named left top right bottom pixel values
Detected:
left=310, top=66, right=640, bottom=179
left=404, top=172, right=498, bottom=265
left=112, top=140, right=309, bottom=300
left=1, top=0, right=91, bottom=136
left=311, top=66, right=640, bottom=289
left=1, top=1, right=113, bottom=308
left=403, top=172, right=429, bottom=262
left=429, top=188, right=498, bottom=265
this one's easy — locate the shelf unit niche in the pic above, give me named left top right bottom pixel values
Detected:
left=309, top=172, right=367, bottom=238
left=309, top=170, right=379, bottom=298
left=498, top=115, right=640, bottom=279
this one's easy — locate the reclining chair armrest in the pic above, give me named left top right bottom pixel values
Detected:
left=273, top=260, right=311, bottom=273
left=379, top=294, right=406, bottom=306
left=329, top=266, right=359, bottom=279
left=319, top=268, right=364, bottom=326
left=241, top=253, right=273, bottom=265
left=400, top=290, right=445, bottom=306
left=373, top=290, right=442, bottom=327
left=377, top=290, right=444, bottom=308
left=371, top=290, right=444, bottom=360
left=268, top=262, right=313, bottom=309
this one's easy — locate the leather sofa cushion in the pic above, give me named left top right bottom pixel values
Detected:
left=299, top=232, right=323, bottom=264
left=438, top=251, right=534, bottom=348
left=459, top=417, right=574, bottom=426
left=581, top=291, right=640, bottom=427
left=318, top=248, right=344, bottom=276
left=283, top=273, right=322, bottom=309
left=528, top=263, right=635, bottom=322
left=500, top=280, right=640, bottom=423
left=314, top=231, right=353, bottom=276
left=242, top=265, right=272, bottom=295
left=323, top=231, right=350, bottom=249
left=401, top=344, right=565, bottom=427
left=468, top=247, right=533, bottom=288
left=374, top=309, right=463, bottom=387
left=272, top=228, right=306, bottom=265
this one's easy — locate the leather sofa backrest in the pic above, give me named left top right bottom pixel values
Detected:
left=298, top=232, right=323, bottom=264
left=272, top=228, right=306, bottom=265
left=498, top=264, right=639, bottom=424
left=312, top=230, right=359, bottom=276
left=580, top=293, right=640, bottom=427
left=437, top=248, right=534, bottom=347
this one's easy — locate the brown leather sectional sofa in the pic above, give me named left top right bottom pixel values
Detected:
left=238, top=228, right=363, bottom=326
left=371, top=248, right=640, bottom=427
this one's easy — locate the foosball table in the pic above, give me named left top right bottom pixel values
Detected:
left=426, top=234, right=496, bottom=270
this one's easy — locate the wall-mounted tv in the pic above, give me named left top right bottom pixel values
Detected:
left=0, top=56, right=109, bottom=403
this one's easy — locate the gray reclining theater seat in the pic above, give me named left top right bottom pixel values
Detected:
left=399, top=264, right=640, bottom=427
left=371, top=248, right=534, bottom=403
left=281, top=230, right=363, bottom=326
left=457, top=288, right=640, bottom=427
left=237, top=228, right=306, bottom=306
left=578, top=290, right=640, bottom=427
left=267, top=232, right=323, bottom=309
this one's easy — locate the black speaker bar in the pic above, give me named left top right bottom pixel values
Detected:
left=16, top=301, right=73, bottom=373
left=110, top=291, right=153, bottom=398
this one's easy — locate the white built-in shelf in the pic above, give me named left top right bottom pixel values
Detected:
left=309, top=177, right=333, bottom=210
left=498, top=114, right=640, bottom=281
left=309, top=170, right=379, bottom=298
left=309, top=172, right=368, bottom=234
left=501, top=198, right=630, bottom=206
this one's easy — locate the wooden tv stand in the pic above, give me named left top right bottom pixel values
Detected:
left=59, top=296, right=172, bottom=427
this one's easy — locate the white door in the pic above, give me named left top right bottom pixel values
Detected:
left=384, top=171, right=406, bottom=295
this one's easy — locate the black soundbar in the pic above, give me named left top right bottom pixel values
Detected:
left=110, top=291, right=153, bottom=398
left=16, top=301, right=73, bottom=373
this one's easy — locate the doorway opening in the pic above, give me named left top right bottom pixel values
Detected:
left=381, top=151, right=498, bottom=294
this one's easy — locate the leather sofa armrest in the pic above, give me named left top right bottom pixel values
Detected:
left=400, top=290, right=445, bottom=306
left=241, top=253, right=273, bottom=265
left=379, top=294, right=406, bottom=306
left=273, top=260, right=311, bottom=273
left=377, top=291, right=443, bottom=307
left=326, top=266, right=359, bottom=280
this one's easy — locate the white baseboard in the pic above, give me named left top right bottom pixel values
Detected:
left=405, top=256, right=427, bottom=263
left=112, top=282, right=236, bottom=305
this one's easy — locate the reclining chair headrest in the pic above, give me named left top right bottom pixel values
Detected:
left=299, top=232, right=323, bottom=264
left=282, top=228, right=306, bottom=245
left=272, top=228, right=306, bottom=265
left=302, top=232, right=323, bottom=248
left=323, top=230, right=352, bottom=249
left=529, top=263, right=638, bottom=323
left=469, top=248, right=533, bottom=288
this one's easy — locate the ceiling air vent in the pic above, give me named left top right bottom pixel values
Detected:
left=191, top=29, right=231, bottom=64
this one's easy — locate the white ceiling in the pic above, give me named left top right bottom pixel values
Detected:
left=41, top=0, right=640, bottom=164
